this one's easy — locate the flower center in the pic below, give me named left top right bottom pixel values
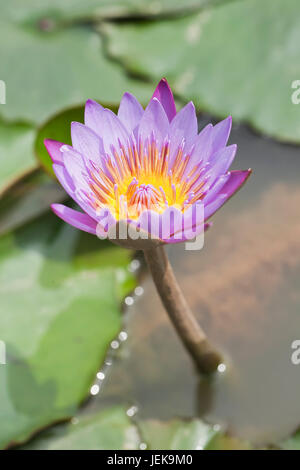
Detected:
left=130, top=183, right=159, bottom=207
left=87, top=137, right=207, bottom=220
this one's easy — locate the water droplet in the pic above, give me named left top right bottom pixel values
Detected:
left=125, top=296, right=134, bottom=306
left=111, top=340, right=119, bottom=350
left=119, top=331, right=128, bottom=342
left=140, top=443, right=147, bottom=450
left=126, top=405, right=138, bottom=417
left=128, top=259, right=141, bottom=272
left=134, top=286, right=144, bottom=296
left=97, top=372, right=105, bottom=380
left=90, top=384, right=100, bottom=395
left=217, top=363, right=226, bottom=373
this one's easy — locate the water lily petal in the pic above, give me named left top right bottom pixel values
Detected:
left=96, top=108, right=130, bottom=154
left=84, top=99, right=104, bottom=135
left=44, top=139, right=64, bottom=164
left=96, top=207, right=117, bottom=237
left=118, top=92, right=144, bottom=134
left=220, top=169, right=251, bottom=198
left=138, top=98, right=169, bottom=147
left=57, top=146, right=111, bottom=223
left=60, top=145, right=89, bottom=187
left=202, top=173, right=230, bottom=205
left=51, top=204, right=98, bottom=235
left=211, top=116, right=232, bottom=152
left=204, top=169, right=251, bottom=220
left=151, top=78, right=176, bottom=122
left=71, top=122, right=103, bottom=164
left=185, top=124, right=213, bottom=172
left=52, top=162, right=75, bottom=195
left=206, top=144, right=237, bottom=183
left=170, top=101, right=198, bottom=146
left=52, top=162, right=99, bottom=222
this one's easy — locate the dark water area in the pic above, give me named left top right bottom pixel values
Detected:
left=90, top=122, right=300, bottom=445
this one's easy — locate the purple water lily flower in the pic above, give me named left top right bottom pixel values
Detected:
left=46, top=78, right=251, bottom=246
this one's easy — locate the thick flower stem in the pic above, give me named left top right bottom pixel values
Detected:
left=143, top=245, right=223, bottom=375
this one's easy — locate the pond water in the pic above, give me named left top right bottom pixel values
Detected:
left=89, top=120, right=300, bottom=446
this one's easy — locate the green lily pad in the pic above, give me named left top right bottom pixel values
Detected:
left=138, top=418, right=219, bottom=450
left=205, top=433, right=253, bottom=450
left=0, top=120, right=36, bottom=197
left=0, top=20, right=151, bottom=124
left=0, top=213, right=134, bottom=449
left=0, top=169, right=66, bottom=236
left=102, top=0, right=300, bottom=143
left=138, top=418, right=252, bottom=450
left=2, top=0, right=225, bottom=25
left=22, top=406, right=141, bottom=450
left=21, top=409, right=252, bottom=450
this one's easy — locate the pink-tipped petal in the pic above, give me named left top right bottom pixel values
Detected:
left=151, top=78, right=176, bottom=122
left=220, top=169, right=251, bottom=198
left=204, top=169, right=251, bottom=220
left=44, top=139, right=64, bottom=164
left=118, top=92, right=144, bottom=133
left=211, top=116, right=232, bottom=152
left=51, top=204, right=98, bottom=235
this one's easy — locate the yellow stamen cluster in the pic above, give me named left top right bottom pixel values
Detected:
left=87, top=139, right=205, bottom=220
